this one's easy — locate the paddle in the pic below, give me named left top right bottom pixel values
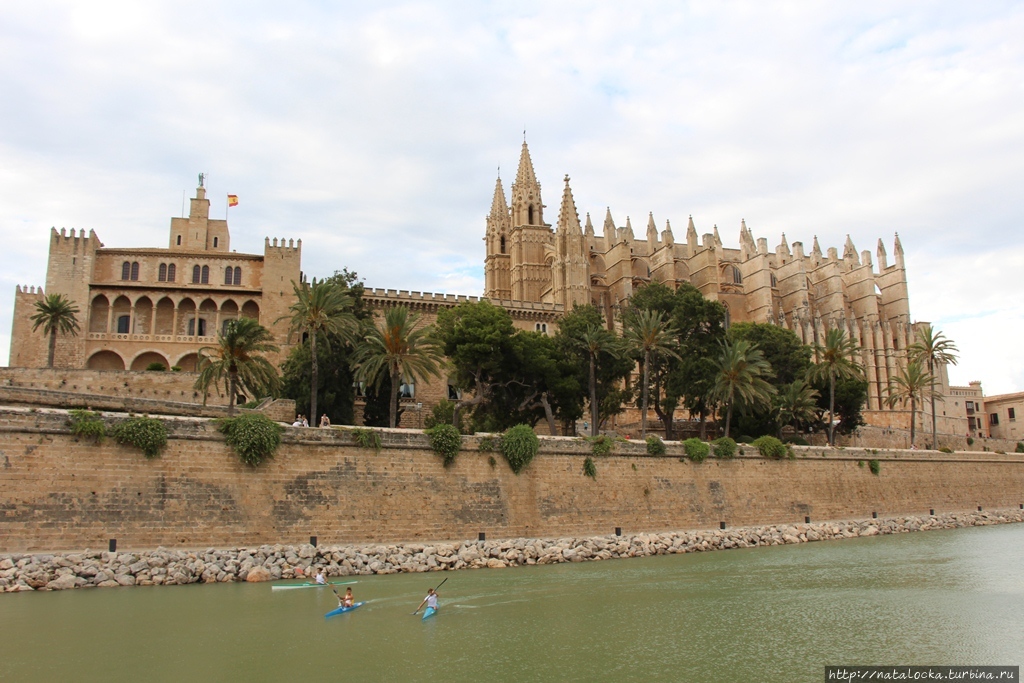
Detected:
left=412, top=577, right=448, bottom=615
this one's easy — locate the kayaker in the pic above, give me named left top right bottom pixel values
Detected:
left=339, top=587, right=354, bottom=608
left=314, top=569, right=326, bottom=585
left=416, top=587, right=439, bottom=614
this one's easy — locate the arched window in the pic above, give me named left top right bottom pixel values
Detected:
left=158, top=264, right=167, bottom=282
left=500, top=235, right=506, bottom=254
left=167, top=264, right=176, bottom=282
left=731, top=266, right=742, bottom=284
left=176, top=235, right=182, bottom=246
left=233, top=267, right=241, bottom=285
left=192, top=265, right=201, bottom=283
left=224, top=267, right=233, bottom=285
left=201, top=266, right=209, bottom=284
left=130, top=262, right=139, bottom=281
left=121, top=262, right=131, bottom=280
left=213, top=237, right=219, bottom=248
left=528, top=205, right=534, bottom=224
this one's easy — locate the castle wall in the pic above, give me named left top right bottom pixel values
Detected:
left=1, top=408, right=1022, bottom=553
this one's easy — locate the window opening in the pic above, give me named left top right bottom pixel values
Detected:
left=116, top=315, right=131, bottom=334
left=213, top=237, right=219, bottom=248
left=233, top=267, right=241, bottom=286
left=399, top=383, right=415, bottom=399
left=158, top=264, right=167, bottom=282
left=176, top=235, right=182, bottom=246
left=192, top=265, right=201, bottom=283
left=225, top=267, right=233, bottom=285
left=167, top=264, right=176, bottom=282
left=201, top=265, right=209, bottom=284
left=121, top=262, right=131, bottom=280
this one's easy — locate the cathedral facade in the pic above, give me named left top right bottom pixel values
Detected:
left=485, top=141, right=920, bottom=417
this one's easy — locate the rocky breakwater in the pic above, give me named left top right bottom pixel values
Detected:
left=3, top=509, right=1022, bottom=592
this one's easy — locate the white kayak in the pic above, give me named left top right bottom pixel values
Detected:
left=271, top=580, right=357, bottom=591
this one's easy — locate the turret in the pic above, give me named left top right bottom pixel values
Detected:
left=646, top=212, right=659, bottom=245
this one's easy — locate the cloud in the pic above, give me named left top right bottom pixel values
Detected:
left=0, top=2, right=1022, bottom=396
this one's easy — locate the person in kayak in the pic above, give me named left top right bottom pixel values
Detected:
left=314, top=569, right=326, bottom=585
left=416, top=587, right=439, bottom=614
left=338, top=587, right=354, bottom=608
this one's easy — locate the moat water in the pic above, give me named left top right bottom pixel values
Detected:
left=3, top=524, right=1022, bottom=682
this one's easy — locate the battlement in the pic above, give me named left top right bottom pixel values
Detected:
left=264, top=237, right=302, bottom=252
left=363, top=288, right=563, bottom=313
left=15, top=285, right=45, bottom=297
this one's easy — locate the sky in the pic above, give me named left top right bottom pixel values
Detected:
left=1, top=1, right=1022, bottom=394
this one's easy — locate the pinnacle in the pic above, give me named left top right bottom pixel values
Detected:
left=556, top=175, right=582, bottom=234
left=489, top=175, right=508, bottom=218
left=513, top=140, right=539, bottom=189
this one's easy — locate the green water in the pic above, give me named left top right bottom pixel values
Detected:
left=3, top=525, right=1022, bottom=682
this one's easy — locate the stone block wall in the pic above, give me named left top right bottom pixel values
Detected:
left=1, top=408, right=1022, bottom=553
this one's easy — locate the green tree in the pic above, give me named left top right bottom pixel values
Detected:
left=728, top=322, right=812, bottom=437
left=884, top=359, right=937, bottom=449
left=280, top=270, right=369, bottom=426
left=806, top=328, right=863, bottom=446
left=554, top=305, right=634, bottom=436
left=30, top=293, right=80, bottom=368
left=436, top=300, right=518, bottom=428
left=907, top=324, right=959, bottom=448
left=773, top=379, right=820, bottom=438
left=195, top=317, right=281, bottom=414
left=354, top=306, right=443, bottom=429
left=709, top=339, right=776, bottom=438
left=623, top=309, right=680, bottom=438
left=280, top=277, right=358, bottom=426
left=625, top=282, right=726, bottom=440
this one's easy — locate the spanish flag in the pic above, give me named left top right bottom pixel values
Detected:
left=228, top=194, right=239, bottom=207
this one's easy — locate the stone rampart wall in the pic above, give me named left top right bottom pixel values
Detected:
left=1, top=408, right=1023, bottom=553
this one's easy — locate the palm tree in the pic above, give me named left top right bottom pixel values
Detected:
left=280, top=278, right=357, bottom=425
left=806, top=328, right=863, bottom=446
left=353, top=306, right=443, bottom=429
left=884, top=359, right=937, bottom=449
left=908, top=324, right=959, bottom=449
left=623, top=309, right=680, bottom=438
left=576, top=325, right=623, bottom=437
left=30, top=293, right=81, bottom=368
left=773, top=379, right=820, bottom=438
left=708, top=339, right=776, bottom=439
left=195, top=317, right=281, bottom=414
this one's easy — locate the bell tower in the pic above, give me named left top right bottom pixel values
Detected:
left=484, top=174, right=512, bottom=300
left=508, top=141, right=552, bottom=302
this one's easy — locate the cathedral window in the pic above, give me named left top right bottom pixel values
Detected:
left=731, top=266, right=742, bottom=284
left=158, top=264, right=167, bottom=282
left=167, top=264, right=176, bottom=282
left=116, top=315, right=131, bottom=334
left=192, top=265, right=201, bottom=283
left=224, top=267, right=234, bottom=285
left=528, top=205, right=534, bottom=224
left=500, top=236, right=506, bottom=254
left=233, top=267, right=241, bottom=285
left=130, top=262, right=139, bottom=281
left=121, top=262, right=131, bottom=280
left=201, top=266, right=209, bottom=284
left=770, top=273, right=778, bottom=288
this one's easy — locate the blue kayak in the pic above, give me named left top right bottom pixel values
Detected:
left=325, top=601, right=365, bottom=619
left=422, top=606, right=436, bottom=620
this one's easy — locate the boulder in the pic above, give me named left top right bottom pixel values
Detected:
left=246, top=566, right=272, bottom=583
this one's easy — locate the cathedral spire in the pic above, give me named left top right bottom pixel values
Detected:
left=894, top=232, right=905, bottom=268
left=489, top=175, right=508, bottom=219
left=510, top=140, right=543, bottom=227
left=686, top=215, right=698, bottom=251
left=584, top=212, right=595, bottom=238
left=603, top=207, right=616, bottom=244
left=623, top=216, right=635, bottom=242
left=646, top=212, right=659, bottom=244
left=877, top=238, right=888, bottom=270
left=843, top=234, right=860, bottom=265
left=662, top=219, right=674, bottom=246
left=514, top=140, right=538, bottom=188
left=713, top=224, right=722, bottom=248
left=556, top=175, right=582, bottom=234
left=812, top=235, right=822, bottom=260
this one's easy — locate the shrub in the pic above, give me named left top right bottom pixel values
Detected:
left=68, top=409, right=105, bottom=443
left=737, top=435, right=755, bottom=444
left=966, top=437, right=974, bottom=446
left=752, top=435, right=787, bottom=460
left=857, top=460, right=865, bottom=467
left=425, top=423, right=461, bottom=466
left=170, top=366, right=182, bottom=372
left=478, top=436, right=496, bottom=453
left=218, top=413, right=282, bottom=467
left=784, top=435, right=809, bottom=446
left=423, top=399, right=466, bottom=433
left=583, top=456, right=597, bottom=479
left=587, top=435, right=614, bottom=456
left=487, top=455, right=496, bottom=468
left=501, top=424, right=539, bottom=474
left=711, top=437, right=736, bottom=459
left=1016, top=442, right=1024, bottom=454
left=110, top=415, right=168, bottom=459
left=645, top=435, right=666, bottom=456
left=868, top=459, right=881, bottom=475
left=683, top=438, right=709, bottom=463
left=939, top=446, right=953, bottom=454
left=144, top=362, right=167, bottom=371
left=351, top=427, right=382, bottom=453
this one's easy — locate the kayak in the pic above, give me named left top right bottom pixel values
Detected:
left=421, top=606, right=436, bottom=620
left=271, top=580, right=357, bottom=591
left=325, top=601, right=365, bottom=618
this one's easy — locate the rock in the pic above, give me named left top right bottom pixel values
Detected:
left=46, top=574, right=79, bottom=591
left=246, top=566, right=272, bottom=583
left=486, top=558, right=506, bottom=569
left=115, top=574, right=136, bottom=586
left=861, top=526, right=879, bottom=536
